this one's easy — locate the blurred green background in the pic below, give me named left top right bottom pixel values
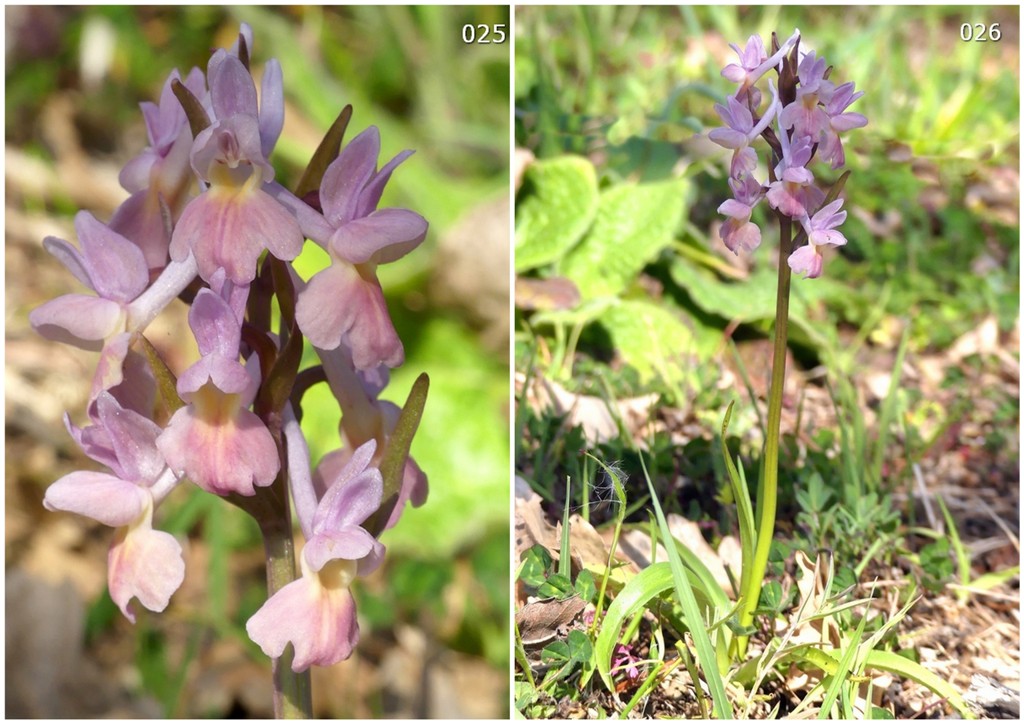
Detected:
left=6, top=5, right=509, bottom=718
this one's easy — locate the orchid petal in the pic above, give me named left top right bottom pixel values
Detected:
left=321, top=127, right=380, bottom=226
left=44, top=471, right=149, bottom=527
left=259, top=59, right=284, bottom=157
left=245, top=570, right=359, bottom=671
left=329, top=209, right=428, bottom=265
left=29, top=295, right=123, bottom=351
left=108, top=522, right=185, bottom=623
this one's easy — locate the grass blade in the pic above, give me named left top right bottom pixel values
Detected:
left=639, top=453, right=733, bottom=718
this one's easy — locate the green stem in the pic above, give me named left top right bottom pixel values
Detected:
left=259, top=475, right=313, bottom=719
left=737, top=212, right=794, bottom=649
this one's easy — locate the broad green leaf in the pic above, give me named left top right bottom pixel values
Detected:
left=561, top=178, right=688, bottom=299
left=537, top=573, right=574, bottom=599
left=515, top=156, right=599, bottom=271
left=574, top=569, right=597, bottom=602
left=668, top=259, right=839, bottom=350
left=596, top=298, right=693, bottom=384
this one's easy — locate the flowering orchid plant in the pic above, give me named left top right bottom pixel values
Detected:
left=32, top=24, right=429, bottom=717
left=709, top=30, right=865, bottom=656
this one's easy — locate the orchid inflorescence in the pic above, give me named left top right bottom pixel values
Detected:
left=711, top=30, right=867, bottom=278
left=32, top=23, right=429, bottom=674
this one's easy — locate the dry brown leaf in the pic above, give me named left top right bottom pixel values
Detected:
left=516, top=595, right=587, bottom=647
left=518, top=372, right=657, bottom=445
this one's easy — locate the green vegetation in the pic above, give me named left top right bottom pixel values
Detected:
left=515, top=5, right=1018, bottom=719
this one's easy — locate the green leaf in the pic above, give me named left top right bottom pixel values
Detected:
left=515, top=155, right=599, bottom=271
left=592, top=562, right=710, bottom=689
left=367, top=373, right=428, bottom=536
left=561, top=178, right=688, bottom=299
left=817, top=614, right=867, bottom=719
left=295, top=104, right=353, bottom=199
left=756, top=580, right=784, bottom=614
left=538, top=573, right=574, bottom=599
left=137, top=334, right=184, bottom=414
left=641, top=456, right=732, bottom=718
left=863, top=650, right=974, bottom=719
left=518, top=545, right=554, bottom=588
left=596, top=298, right=693, bottom=384
left=566, top=629, right=593, bottom=667
left=574, top=569, right=597, bottom=602
left=170, top=79, right=210, bottom=138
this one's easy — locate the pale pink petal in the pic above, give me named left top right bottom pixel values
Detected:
left=381, top=457, right=429, bottom=531
left=320, top=127, right=380, bottom=226
left=831, top=112, right=867, bottom=132
left=708, top=128, right=748, bottom=150
left=720, top=219, right=761, bottom=254
left=104, top=345, right=157, bottom=419
left=313, top=466, right=383, bottom=535
left=188, top=288, right=241, bottom=357
left=95, top=393, right=165, bottom=484
left=43, top=471, right=149, bottom=527
left=766, top=182, right=808, bottom=218
left=730, top=147, right=758, bottom=178
left=75, top=212, right=149, bottom=302
left=42, top=236, right=92, bottom=289
left=259, top=59, right=284, bottom=157
left=721, top=64, right=746, bottom=83
left=788, top=245, right=823, bottom=279
left=303, top=528, right=381, bottom=573
left=30, top=295, right=124, bottom=351
left=170, top=186, right=303, bottom=284
left=245, top=566, right=359, bottom=671
left=89, top=333, right=134, bottom=404
left=295, top=263, right=403, bottom=370
left=357, top=149, right=414, bottom=217
left=329, top=209, right=428, bottom=265
left=717, top=199, right=752, bottom=221
left=108, top=522, right=185, bottom=623
left=109, top=189, right=173, bottom=271
left=209, top=54, right=258, bottom=121
left=119, top=150, right=158, bottom=194
left=157, top=404, right=279, bottom=496
left=810, top=228, right=847, bottom=247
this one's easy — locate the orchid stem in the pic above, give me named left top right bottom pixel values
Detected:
left=736, top=211, right=794, bottom=653
left=260, top=474, right=312, bottom=719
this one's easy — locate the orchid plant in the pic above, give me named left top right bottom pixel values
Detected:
left=32, top=24, right=429, bottom=718
left=709, top=29, right=866, bottom=656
